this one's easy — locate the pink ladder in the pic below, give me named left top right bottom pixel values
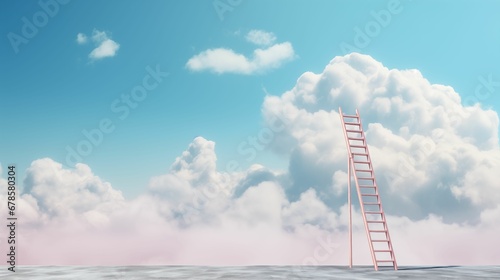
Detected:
left=339, top=108, right=398, bottom=271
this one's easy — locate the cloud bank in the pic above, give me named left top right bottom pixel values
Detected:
left=186, top=30, right=295, bottom=74
left=1, top=53, right=499, bottom=266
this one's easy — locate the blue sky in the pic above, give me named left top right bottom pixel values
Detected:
left=1, top=0, right=500, bottom=200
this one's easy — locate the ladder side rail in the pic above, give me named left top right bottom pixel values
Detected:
left=351, top=110, right=378, bottom=270
left=350, top=148, right=378, bottom=270
left=339, top=107, right=353, bottom=268
left=379, top=211, right=398, bottom=269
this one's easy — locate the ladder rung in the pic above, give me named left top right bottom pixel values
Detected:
left=361, top=193, right=378, bottom=197
left=342, top=114, right=358, bottom=119
left=352, top=152, right=368, bottom=156
left=348, top=137, right=364, bottom=140
left=366, top=220, right=385, bottom=223
left=377, top=260, right=395, bottom=262
left=365, top=211, right=383, bottom=214
left=356, top=170, right=372, bottom=173
left=353, top=161, right=370, bottom=164
left=346, top=129, right=362, bottom=133
left=358, top=177, right=375, bottom=180
left=370, top=230, right=387, bottom=233
left=364, top=202, right=380, bottom=205
left=344, top=122, right=360, bottom=126
left=359, top=185, right=375, bottom=188
left=350, top=145, right=366, bottom=148
left=374, top=250, right=393, bottom=252
left=372, top=239, right=389, bottom=242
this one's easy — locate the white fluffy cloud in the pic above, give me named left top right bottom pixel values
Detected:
left=186, top=30, right=295, bottom=74
left=262, top=52, right=500, bottom=222
left=246, top=30, right=277, bottom=46
left=0, top=140, right=338, bottom=265
left=76, top=32, right=87, bottom=44
left=21, top=158, right=126, bottom=226
left=3, top=53, right=500, bottom=266
left=76, top=29, right=120, bottom=60
left=76, top=29, right=120, bottom=61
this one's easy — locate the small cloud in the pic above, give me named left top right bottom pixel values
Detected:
left=89, top=39, right=120, bottom=61
left=245, top=30, right=276, bottom=46
left=76, top=33, right=88, bottom=44
left=186, top=30, right=294, bottom=75
left=91, top=30, right=108, bottom=43
left=89, top=30, right=120, bottom=61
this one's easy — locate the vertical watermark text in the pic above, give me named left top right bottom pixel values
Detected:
left=5, top=165, right=17, bottom=273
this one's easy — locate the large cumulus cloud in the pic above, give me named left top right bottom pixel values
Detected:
left=262, top=53, right=500, bottom=223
